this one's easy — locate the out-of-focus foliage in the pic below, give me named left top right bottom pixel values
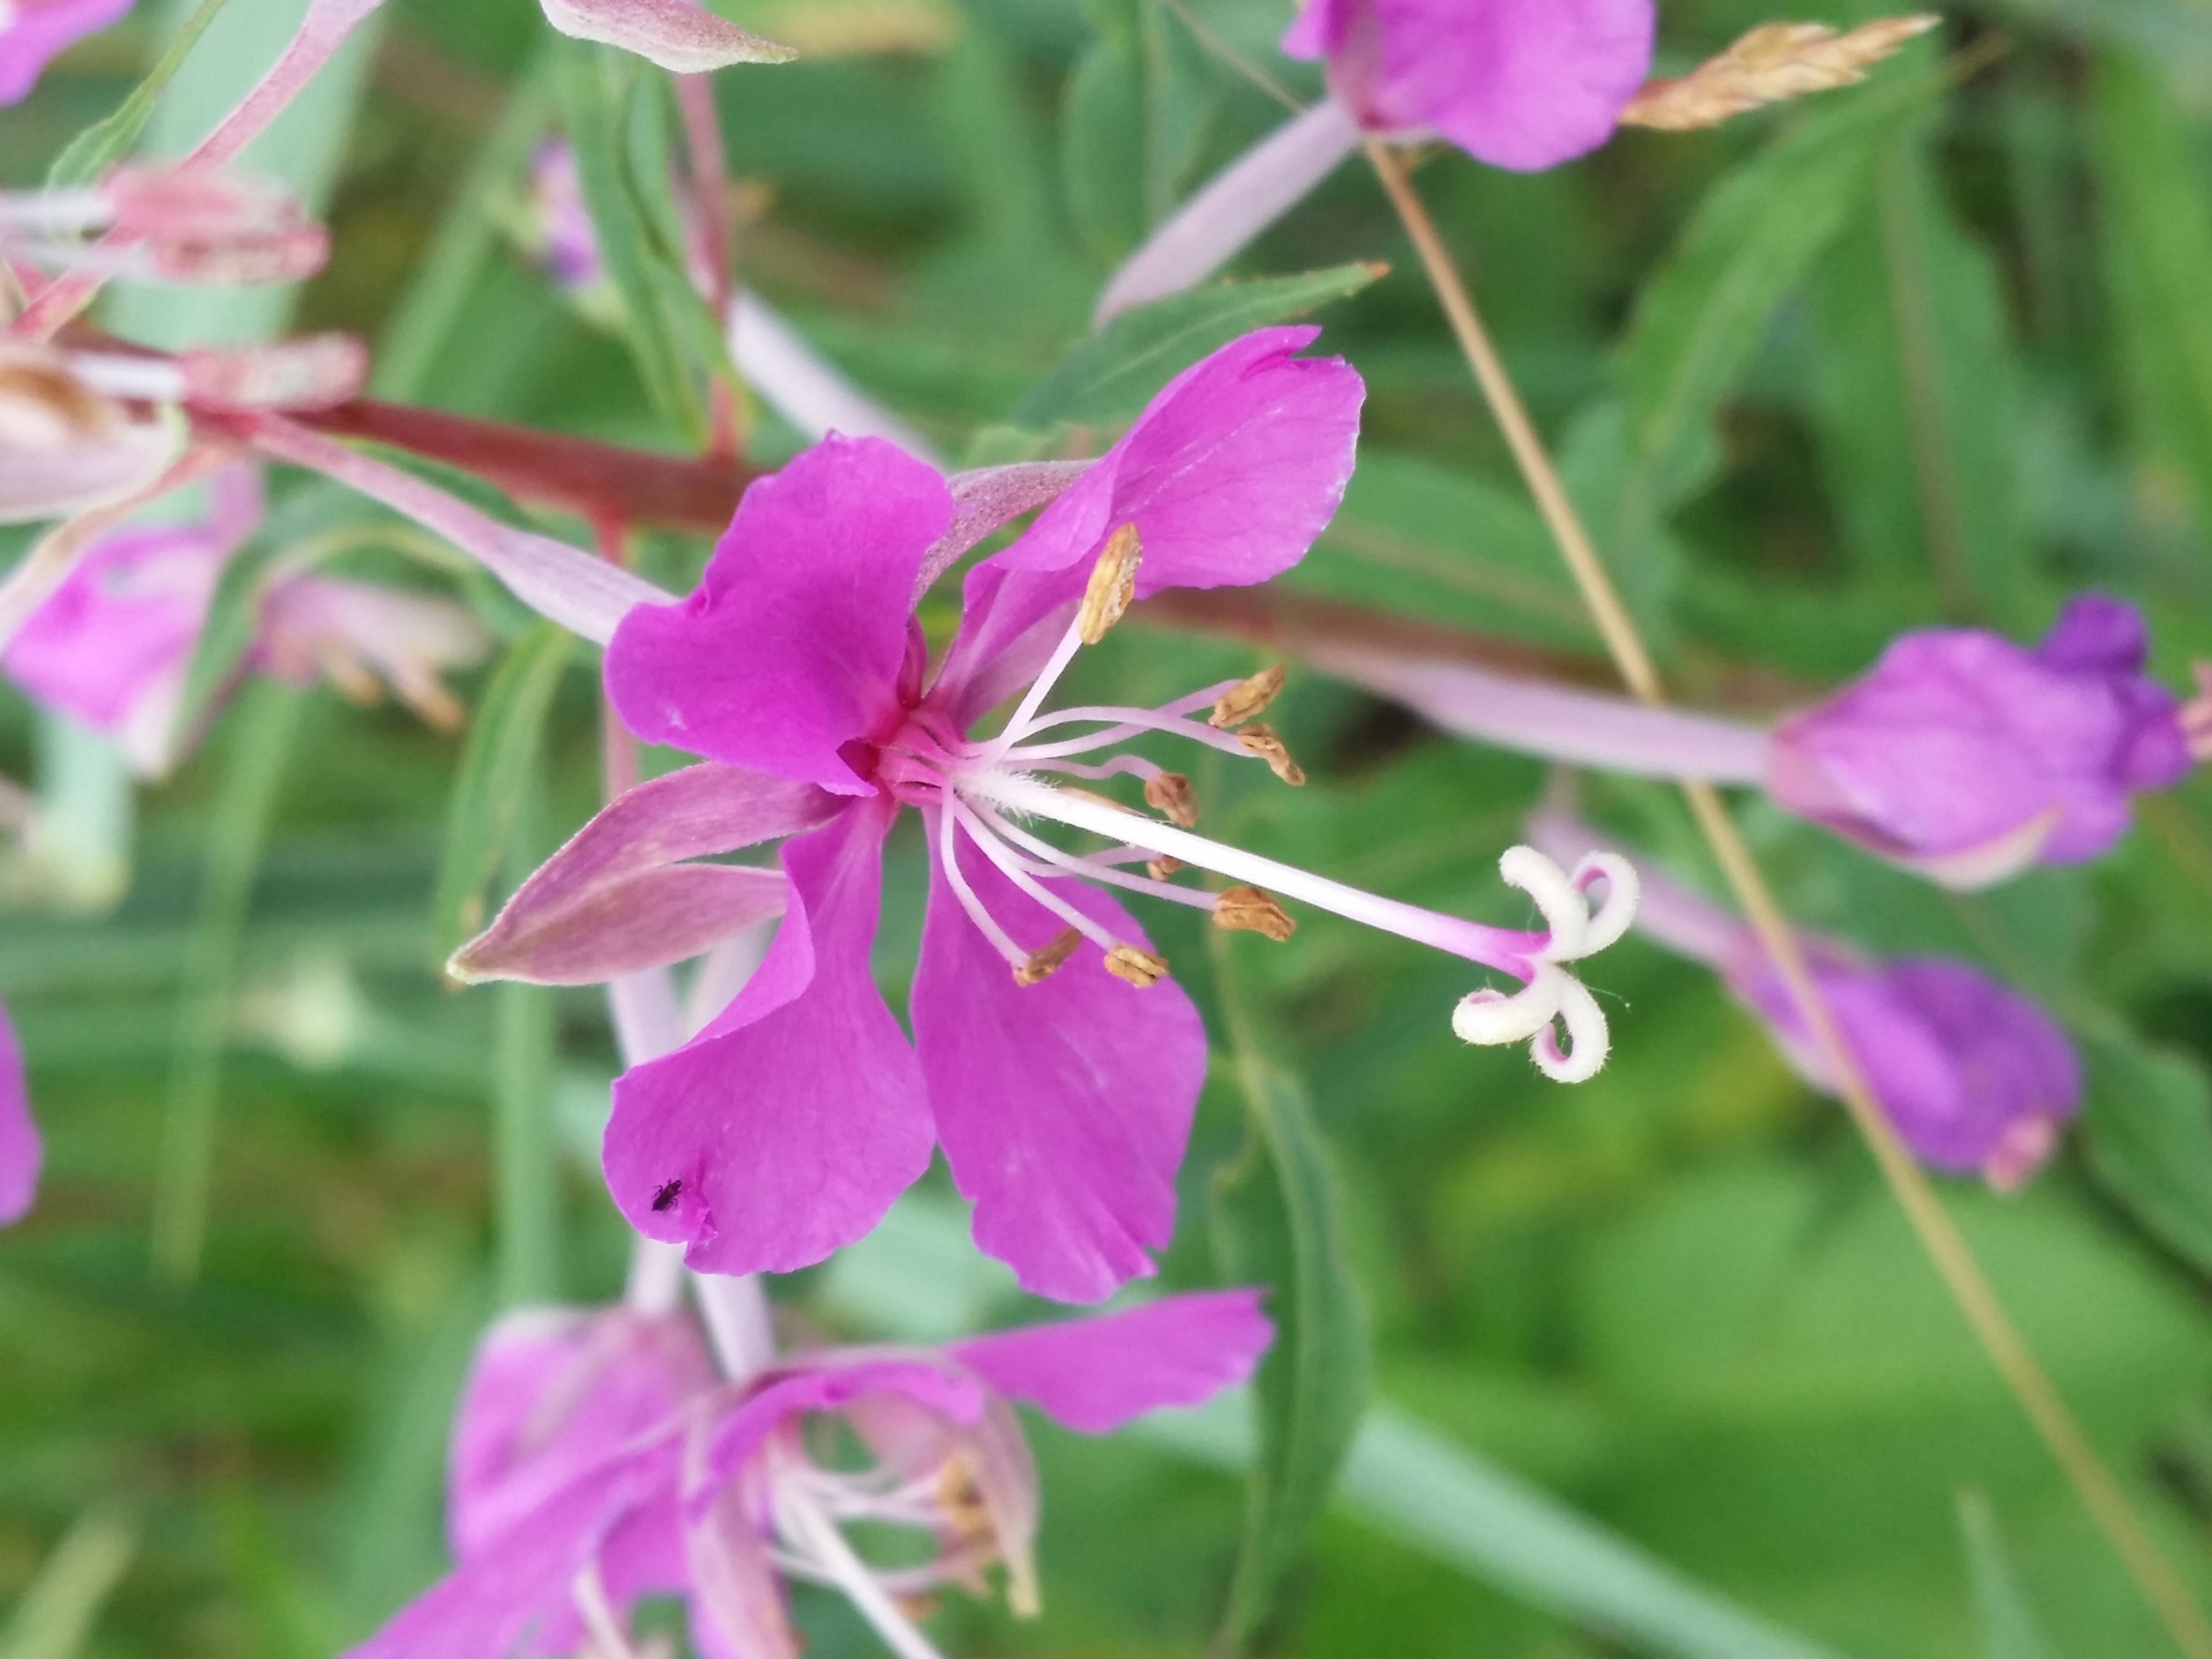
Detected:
left=5, top=1, right=2212, bottom=1656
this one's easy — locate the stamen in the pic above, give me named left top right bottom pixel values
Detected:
left=1209, top=664, right=1287, bottom=729
left=1077, top=522, right=1141, bottom=645
left=1015, top=927, right=1083, bottom=987
left=972, top=803, right=1219, bottom=916
left=774, top=1484, right=953, bottom=1659
left=1213, top=885, right=1295, bottom=941
left=1004, top=706, right=1253, bottom=764
left=1143, top=772, right=1200, bottom=826
left=932, top=807, right=1029, bottom=969
left=949, top=798, right=1123, bottom=953
left=1236, top=722, right=1306, bottom=785
left=1104, top=944, right=1170, bottom=988
left=1147, top=855, right=1185, bottom=879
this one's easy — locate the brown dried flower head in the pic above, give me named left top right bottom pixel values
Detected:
left=1618, top=15, right=1941, bottom=132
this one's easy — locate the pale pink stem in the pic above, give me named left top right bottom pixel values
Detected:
left=672, top=72, right=742, bottom=461
left=1525, top=808, right=1744, bottom=968
left=1308, top=638, right=1775, bottom=783
left=728, top=289, right=941, bottom=467
left=240, top=413, right=671, bottom=643
left=0, top=447, right=230, bottom=653
left=1093, top=100, right=1362, bottom=326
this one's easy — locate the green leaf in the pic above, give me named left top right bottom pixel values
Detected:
left=1142, top=1398, right=1851, bottom=1659
left=430, top=622, right=573, bottom=968
left=2087, top=48, right=2212, bottom=537
left=2082, top=1031, right=2212, bottom=1274
left=554, top=39, right=710, bottom=445
left=1336, top=1410, right=1851, bottom=1659
left=1060, top=0, right=1221, bottom=266
left=1212, top=1037, right=1372, bottom=1647
left=46, top=0, right=236, bottom=191
left=1614, top=55, right=1941, bottom=572
left=1808, top=139, right=2034, bottom=627
left=1012, top=263, right=1384, bottom=430
left=1957, top=1489, right=2055, bottom=1659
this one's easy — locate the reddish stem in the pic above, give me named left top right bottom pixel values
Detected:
left=293, top=397, right=751, bottom=531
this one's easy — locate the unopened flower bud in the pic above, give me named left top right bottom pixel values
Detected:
left=1236, top=722, right=1306, bottom=786
left=1014, top=927, right=1083, bottom=988
left=1103, top=944, right=1169, bottom=988
left=1077, top=522, right=1141, bottom=645
left=178, top=334, right=368, bottom=412
left=1213, top=885, right=1294, bottom=941
left=1143, top=771, right=1199, bottom=827
left=1209, top=663, right=1286, bottom=729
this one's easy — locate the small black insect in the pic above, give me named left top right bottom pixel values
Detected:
left=651, top=1179, right=684, bottom=1213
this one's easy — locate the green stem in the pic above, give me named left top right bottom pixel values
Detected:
left=151, top=679, right=301, bottom=1282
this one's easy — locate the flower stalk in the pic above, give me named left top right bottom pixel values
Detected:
left=1368, top=133, right=2212, bottom=1659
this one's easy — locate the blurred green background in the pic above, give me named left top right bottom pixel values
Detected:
left=8, top=1, right=2212, bottom=1655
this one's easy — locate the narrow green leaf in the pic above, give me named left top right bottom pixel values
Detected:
left=46, top=0, right=236, bottom=190
left=2082, top=1030, right=2212, bottom=1274
left=1211, top=992, right=1371, bottom=1648
left=151, top=680, right=303, bottom=1283
left=0, top=1506, right=137, bottom=1659
left=1957, top=1489, right=2055, bottom=1659
left=555, top=39, right=707, bottom=444
left=494, top=773, right=559, bottom=1310
left=431, top=622, right=572, bottom=967
left=2087, top=48, right=2212, bottom=536
left=1140, top=1399, right=1852, bottom=1659
left=1012, top=263, right=1384, bottom=430
left=1809, top=138, right=2033, bottom=626
left=1337, top=1410, right=1851, bottom=1659
left=1615, top=56, right=1940, bottom=556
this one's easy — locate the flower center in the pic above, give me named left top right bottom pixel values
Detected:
left=878, top=526, right=1640, bottom=1082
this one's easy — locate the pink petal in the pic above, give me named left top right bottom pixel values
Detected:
left=607, top=437, right=951, bottom=793
left=0, top=1000, right=37, bottom=1225
left=601, top=799, right=935, bottom=1275
left=939, top=327, right=1363, bottom=721
left=912, top=825, right=1206, bottom=1304
left=537, top=0, right=796, bottom=73
left=348, top=1436, right=678, bottom=1659
left=0, top=0, right=134, bottom=104
left=1282, top=0, right=1654, bottom=173
left=452, top=763, right=838, bottom=985
left=950, top=1290, right=1274, bottom=1434
left=698, top=1356, right=984, bottom=1503
left=450, top=1306, right=714, bottom=1558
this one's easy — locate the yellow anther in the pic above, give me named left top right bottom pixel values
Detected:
left=1213, top=885, right=1295, bottom=942
left=1103, top=944, right=1169, bottom=988
left=1146, top=855, right=1186, bottom=881
left=1014, top=926, right=1083, bottom=987
left=1143, top=771, right=1200, bottom=827
left=1236, top=722, right=1306, bottom=786
left=1208, top=663, right=1286, bottom=729
left=1076, top=522, right=1142, bottom=645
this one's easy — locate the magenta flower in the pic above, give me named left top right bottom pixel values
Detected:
left=1530, top=809, right=2081, bottom=1187
left=0, top=0, right=133, bottom=104
left=0, top=998, right=36, bottom=1225
left=1767, top=595, right=2193, bottom=887
left=2, top=464, right=488, bottom=771
left=1727, top=946, right=2081, bottom=1188
left=3, top=466, right=260, bottom=772
left=460, top=328, right=1637, bottom=1302
left=1297, top=593, right=2196, bottom=893
left=1281, top=0, right=1655, bottom=171
left=350, top=1291, right=1272, bottom=1659
left=526, top=140, right=607, bottom=297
